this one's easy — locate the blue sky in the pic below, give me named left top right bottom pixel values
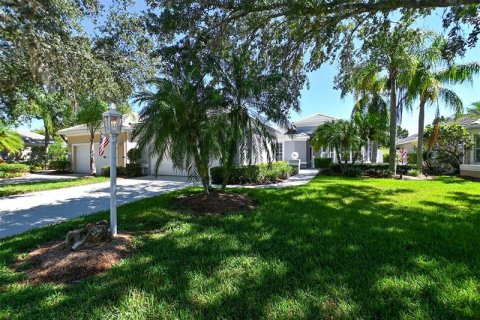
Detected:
left=20, top=3, right=480, bottom=136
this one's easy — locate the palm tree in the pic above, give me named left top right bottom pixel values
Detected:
left=213, top=49, right=277, bottom=190
left=0, top=123, right=24, bottom=154
left=407, top=48, right=480, bottom=170
left=351, top=72, right=389, bottom=163
left=134, top=67, right=224, bottom=194
left=311, top=120, right=362, bottom=171
left=467, top=101, right=480, bottom=118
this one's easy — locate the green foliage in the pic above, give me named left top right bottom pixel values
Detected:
left=397, top=126, right=409, bottom=139
left=407, top=169, right=420, bottom=176
left=101, top=166, right=127, bottom=177
left=49, top=159, right=71, bottom=172
left=407, top=153, right=417, bottom=164
left=134, top=66, right=225, bottom=193
left=47, top=138, right=68, bottom=161
left=424, top=122, right=472, bottom=170
left=314, top=157, right=333, bottom=169
left=311, top=120, right=362, bottom=169
left=76, top=97, right=108, bottom=132
left=326, top=163, right=414, bottom=178
left=26, top=160, right=46, bottom=173
left=3, top=177, right=480, bottom=318
left=127, top=148, right=142, bottom=164
left=0, top=124, right=24, bottom=154
left=125, top=163, right=142, bottom=177
left=382, top=152, right=390, bottom=163
left=0, top=177, right=108, bottom=197
left=211, top=161, right=293, bottom=185
left=0, top=163, right=29, bottom=178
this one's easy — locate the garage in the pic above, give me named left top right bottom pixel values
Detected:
left=74, top=143, right=118, bottom=174
left=151, top=154, right=187, bottom=176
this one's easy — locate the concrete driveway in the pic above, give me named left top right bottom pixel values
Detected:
left=0, top=172, right=82, bottom=185
left=0, top=176, right=193, bottom=239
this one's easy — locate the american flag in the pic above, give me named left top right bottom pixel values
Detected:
left=99, top=133, right=109, bottom=156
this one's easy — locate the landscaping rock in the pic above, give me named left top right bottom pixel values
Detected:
left=65, top=220, right=111, bottom=251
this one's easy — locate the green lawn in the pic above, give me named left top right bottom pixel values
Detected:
left=1, top=176, right=480, bottom=319
left=0, top=176, right=109, bottom=197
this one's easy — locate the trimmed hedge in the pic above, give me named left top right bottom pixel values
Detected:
left=314, top=157, right=333, bottom=169
left=211, top=161, right=293, bottom=185
left=0, top=163, right=30, bottom=178
left=49, top=159, right=71, bottom=172
left=325, top=163, right=417, bottom=178
left=101, top=166, right=127, bottom=177
left=126, top=163, right=142, bottom=177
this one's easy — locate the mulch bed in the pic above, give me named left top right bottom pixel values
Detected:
left=174, top=191, right=258, bottom=215
left=14, top=234, right=133, bottom=284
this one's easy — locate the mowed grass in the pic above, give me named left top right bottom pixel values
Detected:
left=0, top=176, right=108, bottom=197
left=1, top=176, right=480, bottom=319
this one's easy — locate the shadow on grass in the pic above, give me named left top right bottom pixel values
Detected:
left=1, top=176, right=480, bottom=319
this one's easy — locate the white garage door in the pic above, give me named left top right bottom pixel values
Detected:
left=74, top=144, right=119, bottom=174
left=151, top=154, right=187, bottom=176
left=75, top=145, right=90, bottom=173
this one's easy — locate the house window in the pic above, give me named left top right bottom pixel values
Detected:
left=476, top=135, right=480, bottom=163
left=275, top=142, right=283, bottom=161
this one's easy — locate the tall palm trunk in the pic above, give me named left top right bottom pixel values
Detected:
left=371, top=141, right=378, bottom=163
left=388, top=71, right=398, bottom=174
left=417, top=98, right=426, bottom=171
left=89, top=132, right=96, bottom=175
left=221, top=137, right=238, bottom=191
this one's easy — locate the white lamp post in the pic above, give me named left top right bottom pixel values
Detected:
left=102, top=103, right=123, bottom=236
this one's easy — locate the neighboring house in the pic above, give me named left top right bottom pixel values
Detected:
left=275, top=113, right=384, bottom=168
left=58, top=114, right=274, bottom=175
left=396, top=134, right=418, bottom=156
left=395, top=115, right=480, bottom=178
left=59, top=112, right=384, bottom=175
left=460, top=116, right=480, bottom=178
left=0, top=130, right=52, bottom=161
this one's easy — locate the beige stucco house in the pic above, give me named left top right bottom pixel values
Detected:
left=460, top=117, right=480, bottom=178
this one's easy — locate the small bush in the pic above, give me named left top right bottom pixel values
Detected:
left=314, top=157, right=333, bottom=169
left=407, top=153, right=417, bottom=164
left=26, top=160, right=45, bottom=172
left=382, top=152, right=389, bottom=163
left=49, top=159, right=71, bottom=172
left=0, top=163, right=30, bottom=178
left=407, top=169, right=420, bottom=176
left=126, top=163, right=142, bottom=177
left=211, top=161, right=293, bottom=185
left=344, top=166, right=362, bottom=177
left=127, top=148, right=142, bottom=164
left=101, top=166, right=127, bottom=177
left=325, top=163, right=414, bottom=178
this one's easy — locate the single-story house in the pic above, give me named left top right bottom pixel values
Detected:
left=396, top=134, right=418, bottom=156
left=58, top=112, right=383, bottom=175
left=275, top=113, right=384, bottom=167
left=395, top=115, right=480, bottom=178
left=0, top=130, right=53, bottom=161
left=460, top=116, right=480, bottom=178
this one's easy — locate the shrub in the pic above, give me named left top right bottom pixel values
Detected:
left=407, top=153, right=417, bottom=164
left=382, top=152, right=389, bottom=163
left=325, top=163, right=415, bottom=178
left=344, top=166, right=362, bottom=177
left=127, top=148, right=142, bottom=164
left=49, top=159, right=71, bottom=172
left=126, top=163, right=142, bottom=177
left=101, top=166, right=127, bottom=177
left=407, top=169, right=420, bottom=176
left=0, top=163, right=29, bottom=178
left=211, top=161, right=293, bottom=185
left=26, top=160, right=45, bottom=172
left=314, top=157, right=333, bottom=169
left=48, top=138, right=68, bottom=161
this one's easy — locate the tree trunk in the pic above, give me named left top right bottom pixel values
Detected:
left=388, top=71, right=398, bottom=174
left=221, top=135, right=239, bottom=191
left=89, top=133, right=96, bottom=175
left=371, top=141, right=378, bottom=163
left=417, top=99, right=426, bottom=171
left=44, top=123, right=50, bottom=169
